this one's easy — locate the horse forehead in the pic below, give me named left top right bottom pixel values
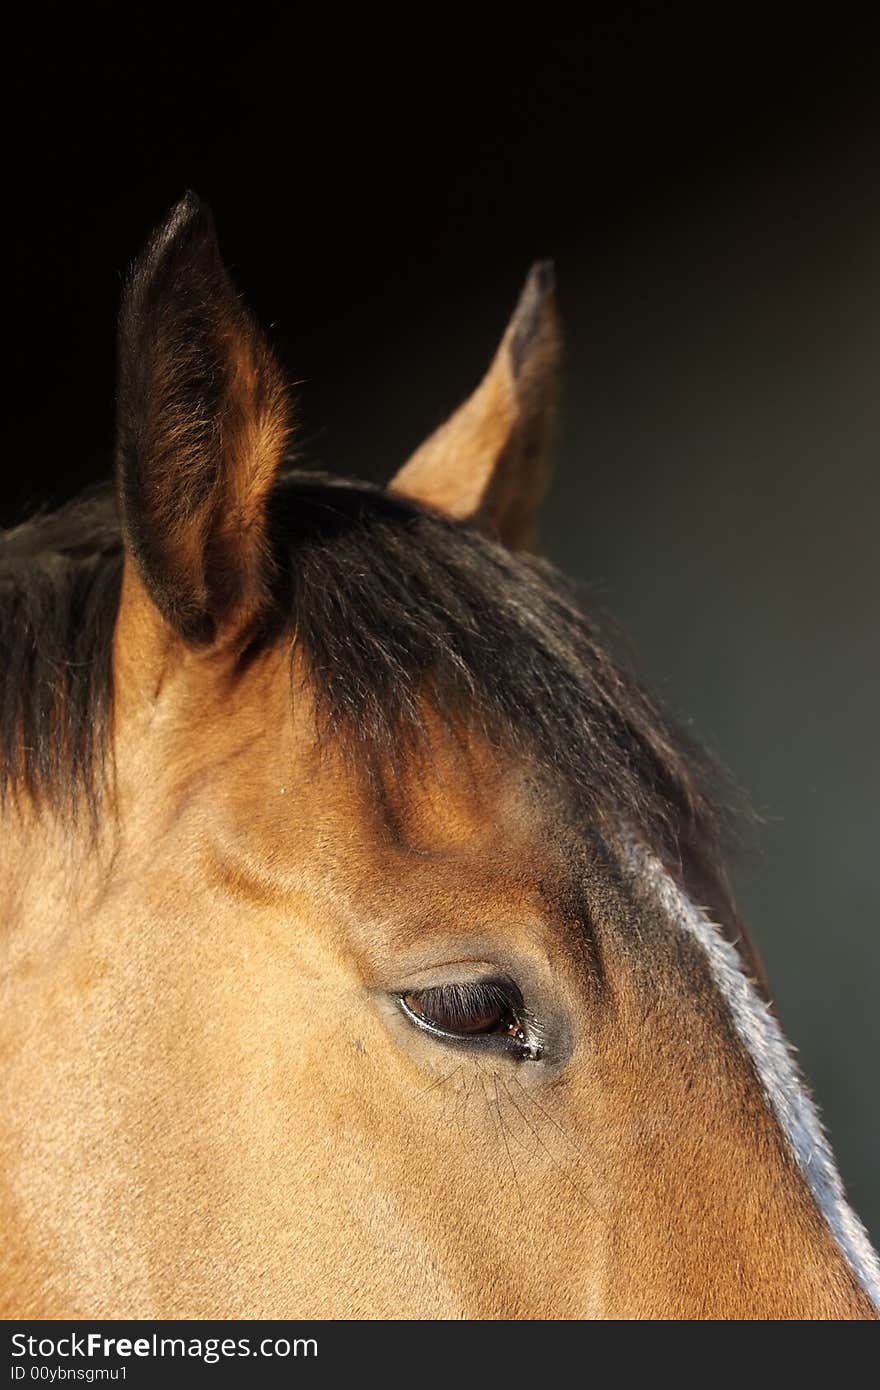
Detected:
left=373, top=714, right=547, bottom=856
left=268, top=668, right=551, bottom=854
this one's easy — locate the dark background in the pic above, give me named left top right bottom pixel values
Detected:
left=8, top=14, right=879, bottom=1243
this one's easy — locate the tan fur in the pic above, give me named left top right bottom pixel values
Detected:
left=0, top=653, right=872, bottom=1317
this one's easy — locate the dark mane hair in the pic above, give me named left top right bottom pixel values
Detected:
left=0, top=471, right=734, bottom=877
left=0, top=489, right=123, bottom=819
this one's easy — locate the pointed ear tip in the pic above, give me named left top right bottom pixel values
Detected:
left=162, top=189, right=217, bottom=245
left=120, top=194, right=227, bottom=343
left=179, top=187, right=205, bottom=213
left=510, top=258, right=558, bottom=334
left=527, top=258, right=556, bottom=296
left=504, top=259, right=560, bottom=376
left=125, top=193, right=221, bottom=299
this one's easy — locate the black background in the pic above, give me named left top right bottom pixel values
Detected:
left=7, top=11, right=880, bottom=1245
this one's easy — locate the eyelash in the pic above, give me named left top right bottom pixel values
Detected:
left=398, top=978, right=543, bottom=1061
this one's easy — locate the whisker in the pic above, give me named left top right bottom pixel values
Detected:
left=456, top=1073, right=479, bottom=1153
left=494, top=1072, right=524, bottom=1212
left=420, top=1064, right=462, bottom=1096
left=510, top=1075, right=606, bottom=1179
left=479, top=1071, right=504, bottom=1156
left=500, top=1077, right=600, bottom=1214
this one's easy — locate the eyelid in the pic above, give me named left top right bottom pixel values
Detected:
left=397, top=978, right=543, bottom=1060
left=398, top=990, right=517, bottom=1047
left=403, top=978, right=515, bottom=1029
left=382, top=958, right=517, bottom=991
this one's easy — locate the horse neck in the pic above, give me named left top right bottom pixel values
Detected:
left=1, top=804, right=104, bottom=953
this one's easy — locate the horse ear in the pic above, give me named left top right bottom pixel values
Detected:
left=115, top=193, right=291, bottom=646
left=389, top=262, right=561, bottom=550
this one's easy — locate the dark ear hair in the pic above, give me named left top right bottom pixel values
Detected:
left=116, top=193, right=291, bottom=645
left=389, top=262, right=561, bottom=550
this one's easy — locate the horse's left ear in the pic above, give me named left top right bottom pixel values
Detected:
left=116, top=192, right=292, bottom=647
left=389, top=262, right=561, bottom=550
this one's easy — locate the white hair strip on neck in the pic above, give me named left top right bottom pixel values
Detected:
left=634, top=848, right=880, bottom=1310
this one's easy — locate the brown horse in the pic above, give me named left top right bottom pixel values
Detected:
left=1, top=195, right=877, bottom=1320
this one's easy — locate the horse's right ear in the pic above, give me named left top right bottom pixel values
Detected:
left=115, top=193, right=291, bottom=647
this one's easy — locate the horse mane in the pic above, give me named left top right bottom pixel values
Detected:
left=0, top=488, right=123, bottom=819
left=0, top=471, right=737, bottom=884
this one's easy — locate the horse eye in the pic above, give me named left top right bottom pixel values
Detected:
left=399, top=979, right=530, bottom=1049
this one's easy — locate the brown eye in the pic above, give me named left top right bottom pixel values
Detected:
left=400, top=979, right=528, bottom=1046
